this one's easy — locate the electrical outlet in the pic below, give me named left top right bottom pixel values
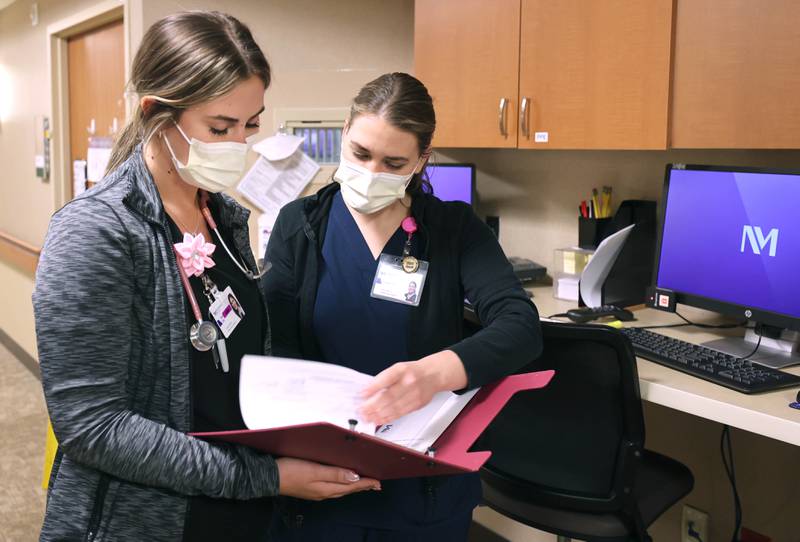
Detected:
left=682, top=505, right=709, bottom=542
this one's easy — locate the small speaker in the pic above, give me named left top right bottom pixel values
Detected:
left=646, top=286, right=676, bottom=312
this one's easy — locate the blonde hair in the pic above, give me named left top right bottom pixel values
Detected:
left=106, top=11, right=271, bottom=174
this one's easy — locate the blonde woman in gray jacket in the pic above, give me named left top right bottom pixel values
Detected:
left=32, top=11, right=377, bottom=542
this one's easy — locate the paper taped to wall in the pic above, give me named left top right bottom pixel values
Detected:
left=237, top=151, right=320, bottom=241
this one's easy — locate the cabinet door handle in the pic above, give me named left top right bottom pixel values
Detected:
left=498, top=98, right=509, bottom=137
left=520, top=97, right=530, bottom=138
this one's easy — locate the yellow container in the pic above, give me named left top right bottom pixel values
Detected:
left=553, top=247, right=594, bottom=276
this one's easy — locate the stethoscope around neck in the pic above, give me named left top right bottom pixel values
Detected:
left=172, top=190, right=270, bottom=352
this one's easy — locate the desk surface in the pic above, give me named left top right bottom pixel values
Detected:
left=523, top=285, right=800, bottom=447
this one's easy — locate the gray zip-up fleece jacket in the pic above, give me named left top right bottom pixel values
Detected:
left=32, top=147, right=279, bottom=541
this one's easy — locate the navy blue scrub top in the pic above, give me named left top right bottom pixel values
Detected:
left=305, top=192, right=481, bottom=530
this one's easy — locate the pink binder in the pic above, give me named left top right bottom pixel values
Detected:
left=191, top=370, right=554, bottom=480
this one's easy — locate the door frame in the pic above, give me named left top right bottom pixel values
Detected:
left=47, top=0, right=132, bottom=209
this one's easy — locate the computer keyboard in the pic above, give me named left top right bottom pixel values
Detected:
left=620, top=327, right=800, bottom=394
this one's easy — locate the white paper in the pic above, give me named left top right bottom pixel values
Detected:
left=239, top=355, right=479, bottom=452
left=374, top=389, right=478, bottom=452
left=579, top=224, right=635, bottom=307
left=86, top=137, right=113, bottom=183
left=239, top=356, right=376, bottom=434
left=237, top=152, right=320, bottom=234
left=252, top=133, right=305, bottom=161
left=73, top=159, right=87, bottom=196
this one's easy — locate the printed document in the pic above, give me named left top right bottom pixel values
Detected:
left=237, top=151, right=320, bottom=236
left=239, top=356, right=478, bottom=453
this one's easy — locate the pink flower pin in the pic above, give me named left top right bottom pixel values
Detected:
left=174, top=233, right=216, bottom=277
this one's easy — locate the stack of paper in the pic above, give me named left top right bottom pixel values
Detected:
left=239, top=356, right=478, bottom=453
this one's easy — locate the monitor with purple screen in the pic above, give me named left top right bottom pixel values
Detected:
left=425, top=163, right=475, bottom=205
left=655, top=164, right=800, bottom=365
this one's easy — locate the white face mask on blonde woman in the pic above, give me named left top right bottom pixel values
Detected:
left=162, top=121, right=251, bottom=193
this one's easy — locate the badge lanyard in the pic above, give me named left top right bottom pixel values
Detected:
left=400, top=216, right=419, bottom=273
left=172, top=190, right=260, bottom=371
left=173, top=248, right=230, bottom=372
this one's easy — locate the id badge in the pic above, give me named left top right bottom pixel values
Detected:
left=209, top=286, right=245, bottom=338
left=370, top=254, right=429, bottom=307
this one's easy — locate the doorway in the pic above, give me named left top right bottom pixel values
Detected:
left=67, top=18, right=125, bottom=197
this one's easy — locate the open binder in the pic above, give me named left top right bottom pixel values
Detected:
left=191, top=370, right=554, bottom=480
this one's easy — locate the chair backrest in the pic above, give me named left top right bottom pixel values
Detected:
left=479, top=321, right=645, bottom=513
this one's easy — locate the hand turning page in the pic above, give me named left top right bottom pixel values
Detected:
left=239, top=355, right=478, bottom=452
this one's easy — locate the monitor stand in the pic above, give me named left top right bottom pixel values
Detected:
left=704, top=328, right=800, bottom=369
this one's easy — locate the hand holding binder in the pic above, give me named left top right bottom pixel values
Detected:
left=191, top=356, right=554, bottom=479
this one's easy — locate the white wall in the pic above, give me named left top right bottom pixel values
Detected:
left=137, top=0, right=415, bottom=130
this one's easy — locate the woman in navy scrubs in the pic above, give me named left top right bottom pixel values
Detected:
left=263, top=72, right=543, bottom=540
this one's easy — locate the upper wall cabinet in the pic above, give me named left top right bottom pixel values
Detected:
left=414, top=0, right=521, bottom=148
left=414, top=0, right=673, bottom=150
left=671, top=0, right=800, bottom=148
left=518, top=1, right=672, bottom=150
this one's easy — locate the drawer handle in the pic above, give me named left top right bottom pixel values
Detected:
left=520, top=97, right=530, bottom=138
left=498, top=98, right=509, bottom=137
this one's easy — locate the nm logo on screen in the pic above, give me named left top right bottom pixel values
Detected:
left=740, top=225, right=779, bottom=257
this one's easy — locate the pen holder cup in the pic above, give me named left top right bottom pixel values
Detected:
left=578, top=217, right=614, bottom=250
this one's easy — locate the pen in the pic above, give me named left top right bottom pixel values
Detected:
left=602, top=186, right=612, bottom=218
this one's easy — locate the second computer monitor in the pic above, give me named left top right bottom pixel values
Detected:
left=424, top=163, right=475, bottom=205
left=655, top=164, right=800, bottom=331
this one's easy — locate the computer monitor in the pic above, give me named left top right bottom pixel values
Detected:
left=654, top=164, right=800, bottom=367
left=425, top=163, right=475, bottom=205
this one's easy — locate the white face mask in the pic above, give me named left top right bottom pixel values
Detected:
left=162, top=122, right=250, bottom=193
left=334, top=154, right=420, bottom=214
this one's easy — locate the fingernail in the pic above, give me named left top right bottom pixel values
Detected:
left=372, top=484, right=382, bottom=491
left=346, top=472, right=360, bottom=482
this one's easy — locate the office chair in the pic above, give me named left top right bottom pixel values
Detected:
left=478, top=321, right=694, bottom=541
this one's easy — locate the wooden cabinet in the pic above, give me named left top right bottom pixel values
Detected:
left=518, top=1, right=672, bottom=149
left=414, top=0, right=520, bottom=148
left=671, top=0, right=800, bottom=148
left=414, top=0, right=673, bottom=150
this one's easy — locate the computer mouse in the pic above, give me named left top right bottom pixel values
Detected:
left=614, top=307, right=635, bottom=322
left=565, top=305, right=635, bottom=323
